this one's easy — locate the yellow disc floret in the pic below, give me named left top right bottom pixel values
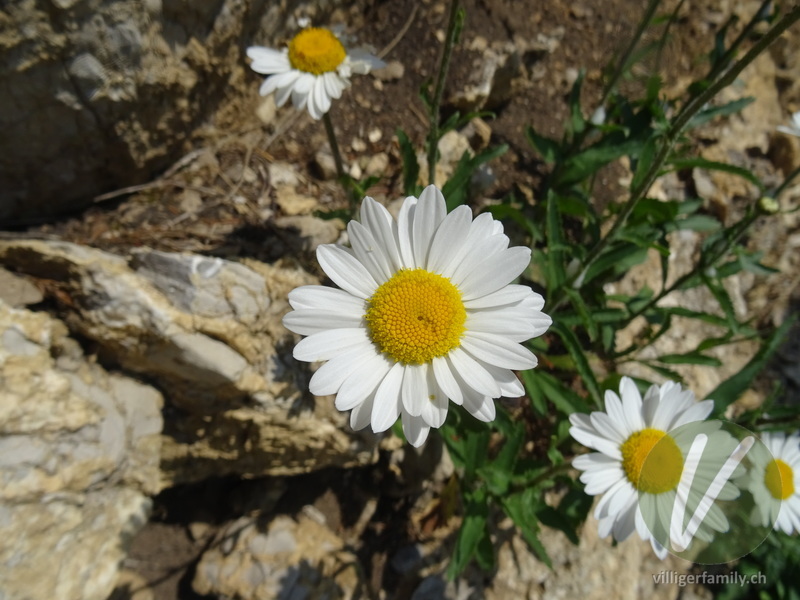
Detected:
left=621, top=428, right=683, bottom=494
left=366, top=269, right=466, bottom=365
left=288, top=28, right=346, bottom=75
left=765, top=458, right=795, bottom=500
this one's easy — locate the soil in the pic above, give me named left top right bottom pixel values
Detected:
left=11, top=1, right=800, bottom=599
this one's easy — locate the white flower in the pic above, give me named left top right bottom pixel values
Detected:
left=282, top=185, right=552, bottom=447
left=777, top=111, right=800, bottom=137
left=247, top=27, right=384, bottom=120
left=569, top=377, right=736, bottom=559
left=745, top=431, right=800, bottom=535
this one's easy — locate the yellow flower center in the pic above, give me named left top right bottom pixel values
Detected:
left=621, top=428, right=683, bottom=494
left=764, top=458, right=795, bottom=500
left=365, top=269, right=466, bottom=365
left=288, top=28, right=346, bottom=75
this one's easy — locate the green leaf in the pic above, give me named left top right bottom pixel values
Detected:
left=671, top=214, right=722, bottom=232
left=557, top=139, right=644, bottom=186
left=668, top=157, right=765, bottom=192
left=501, top=489, right=552, bottom=567
left=525, top=125, right=561, bottom=163
left=708, top=316, right=797, bottom=416
left=521, top=369, right=591, bottom=415
left=631, top=136, right=658, bottom=192
left=535, top=506, right=580, bottom=545
left=658, top=352, right=723, bottom=367
left=441, top=145, right=508, bottom=210
left=476, top=426, right=524, bottom=496
left=687, top=97, right=754, bottom=129
left=701, top=272, right=739, bottom=333
left=396, top=129, right=421, bottom=196
left=551, top=322, right=602, bottom=407
left=448, top=488, right=490, bottom=578
left=563, top=287, right=598, bottom=341
left=544, top=191, right=568, bottom=290
left=581, top=243, right=649, bottom=286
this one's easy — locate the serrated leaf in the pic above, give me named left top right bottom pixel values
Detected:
left=501, top=490, right=552, bottom=568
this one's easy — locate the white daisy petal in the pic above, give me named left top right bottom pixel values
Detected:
left=371, top=363, right=404, bottom=432
left=309, top=343, right=378, bottom=396
left=458, top=246, right=532, bottom=301
left=463, top=284, right=538, bottom=309
left=283, top=309, right=363, bottom=336
left=461, top=331, right=538, bottom=370
left=401, top=363, right=428, bottom=417
left=317, top=244, right=378, bottom=299
left=293, top=328, right=370, bottom=362
left=288, top=285, right=364, bottom=313
left=427, top=205, right=473, bottom=275
left=413, top=185, right=447, bottom=268
left=360, top=197, right=403, bottom=272
left=260, top=70, right=300, bottom=98
left=335, top=351, right=393, bottom=411
left=396, top=196, right=418, bottom=268
left=350, top=391, right=375, bottom=431
left=402, top=412, right=431, bottom=447
left=447, top=347, right=501, bottom=398
left=247, top=47, right=290, bottom=72
left=432, top=355, right=463, bottom=406
left=348, top=220, right=394, bottom=283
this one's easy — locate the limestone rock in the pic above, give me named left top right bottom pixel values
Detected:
left=0, top=0, right=368, bottom=222
left=193, top=512, right=364, bottom=599
left=0, top=299, right=162, bottom=600
left=0, top=240, right=378, bottom=487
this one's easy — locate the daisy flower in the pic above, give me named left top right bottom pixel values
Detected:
left=745, top=431, right=800, bottom=535
left=282, top=185, right=552, bottom=447
left=570, top=377, right=738, bottom=559
left=246, top=27, right=384, bottom=120
left=777, top=111, right=800, bottom=137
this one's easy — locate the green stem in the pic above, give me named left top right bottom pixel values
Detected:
left=322, top=111, right=345, bottom=180
left=599, top=0, right=662, bottom=108
left=549, top=5, right=800, bottom=313
left=427, top=0, right=462, bottom=187
left=773, top=163, right=800, bottom=199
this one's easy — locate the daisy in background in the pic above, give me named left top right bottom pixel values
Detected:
left=777, top=111, right=800, bottom=137
left=247, top=26, right=384, bottom=120
left=744, top=431, right=800, bottom=534
left=569, top=377, right=738, bottom=559
left=283, top=185, right=552, bottom=447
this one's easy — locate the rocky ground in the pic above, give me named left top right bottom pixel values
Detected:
left=2, top=0, right=800, bottom=599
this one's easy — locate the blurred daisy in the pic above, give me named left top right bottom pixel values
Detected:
left=283, top=185, right=551, bottom=446
left=247, top=27, right=384, bottom=120
left=745, top=431, right=800, bottom=534
left=570, top=377, right=737, bottom=559
left=777, top=111, right=800, bottom=137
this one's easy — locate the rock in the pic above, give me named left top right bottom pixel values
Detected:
left=0, top=267, right=43, bottom=307
left=373, top=60, right=405, bottom=81
left=313, top=149, right=339, bottom=180
left=0, top=0, right=370, bottom=222
left=0, top=299, right=162, bottom=600
left=275, top=187, right=319, bottom=215
left=193, top=513, right=364, bottom=599
left=365, top=152, right=390, bottom=177
left=461, top=117, right=492, bottom=151
left=274, top=215, right=343, bottom=251
left=448, top=43, right=521, bottom=112
left=481, top=513, right=690, bottom=600
left=0, top=240, right=378, bottom=486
